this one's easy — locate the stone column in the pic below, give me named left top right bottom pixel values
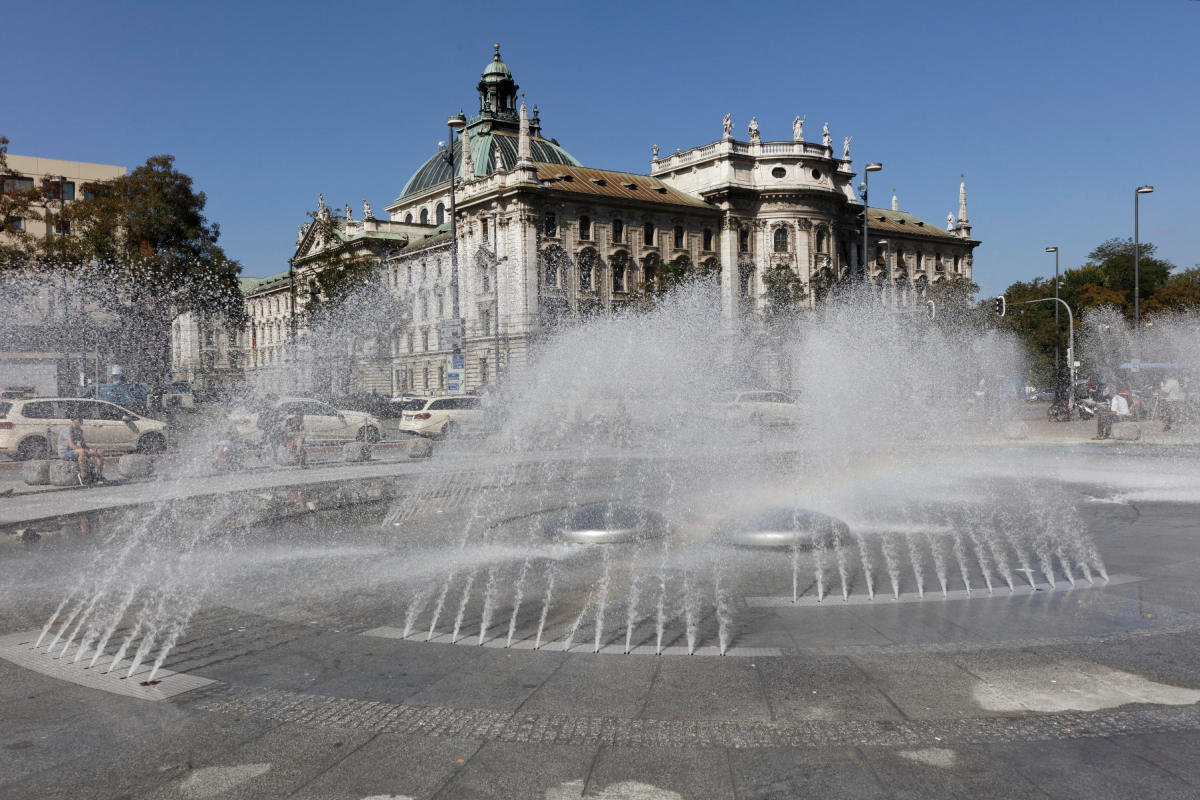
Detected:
left=719, top=215, right=739, bottom=327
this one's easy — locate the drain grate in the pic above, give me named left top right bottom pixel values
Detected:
left=745, top=573, right=1140, bottom=607
left=0, top=631, right=215, bottom=701
left=360, top=626, right=782, bottom=657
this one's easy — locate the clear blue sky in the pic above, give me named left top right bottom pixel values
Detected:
left=6, top=0, right=1197, bottom=297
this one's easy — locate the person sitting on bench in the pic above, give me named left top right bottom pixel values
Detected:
left=57, top=415, right=104, bottom=483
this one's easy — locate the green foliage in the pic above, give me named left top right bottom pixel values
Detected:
left=0, top=136, right=50, bottom=265
left=1087, top=237, right=1172, bottom=300
left=34, top=154, right=242, bottom=380
left=759, top=264, right=807, bottom=324
left=297, top=211, right=383, bottom=327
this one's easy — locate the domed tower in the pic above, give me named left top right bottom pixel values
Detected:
left=477, top=43, right=519, bottom=124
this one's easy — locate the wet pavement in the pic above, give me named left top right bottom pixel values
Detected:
left=1, top=440, right=1199, bottom=799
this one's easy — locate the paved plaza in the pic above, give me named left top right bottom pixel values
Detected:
left=1, top=432, right=1199, bottom=799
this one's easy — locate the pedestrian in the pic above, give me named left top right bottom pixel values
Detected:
left=1160, top=373, right=1185, bottom=432
left=284, top=409, right=307, bottom=468
left=1093, top=391, right=1132, bottom=440
left=57, top=414, right=104, bottom=484
left=256, top=394, right=284, bottom=462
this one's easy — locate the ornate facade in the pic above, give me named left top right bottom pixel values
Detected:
left=273, top=45, right=979, bottom=396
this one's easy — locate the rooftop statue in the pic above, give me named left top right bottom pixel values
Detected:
left=722, top=113, right=733, bottom=138
left=822, top=123, right=831, bottom=148
left=748, top=116, right=760, bottom=142
left=652, top=143, right=659, bottom=159
left=843, top=136, right=852, bottom=159
left=793, top=115, right=805, bottom=142
left=363, top=199, right=374, bottom=220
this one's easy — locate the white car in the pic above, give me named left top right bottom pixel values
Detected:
left=398, top=395, right=483, bottom=438
left=0, top=397, right=169, bottom=460
left=716, top=391, right=801, bottom=427
left=234, top=398, right=385, bottom=445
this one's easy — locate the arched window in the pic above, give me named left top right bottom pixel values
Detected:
left=816, top=228, right=827, bottom=253
left=953, top=254, right=961, bottom=272
left=739, top=228, right=749, bottom=253
left=773, top=227, right=789, bottom=253
left=642, top=252, right=662, bottom=288
left=578, top=248, right=598, bottom=291
left=579, top=215, right=591, bottom=241
left=420, top=208, right=429, bottom=225
left=435, top=203, right=445, bottom=226
left=673, top=226, right=684, bottom=248
left=643, top=222, right=655, bottom=246
left=739, top=264, right=754, bottom=298
left=703, top=228, right=713, bottom=251
left=544, top=212, right=557, bottom=237
left=404, top=213, right=413, bottom=223
left=612, top=219, right=624, bottom=244
left=611, top=251, right=629, bottom=293
left=541, top=245, right=567, bottom=289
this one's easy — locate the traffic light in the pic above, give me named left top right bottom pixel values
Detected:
left=992, top=296, right=1006, bottom=317
left=926, top=300, right=936, bottom=321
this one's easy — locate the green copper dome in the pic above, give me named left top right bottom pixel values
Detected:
left=397, top=131, right=581, bottom=201
left=480, top=43, right=512, bottom=81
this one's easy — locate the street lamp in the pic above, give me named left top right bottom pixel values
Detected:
left=1134, top=185, right=1153, bottom=332
left=859, top=163, right=882, bottom=280
left=1046, top=246, right=1060, bottom=396
left=441, top=111, right=467, bottom=343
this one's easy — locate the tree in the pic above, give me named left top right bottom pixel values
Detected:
left=292, top=208, right=407, bottom=396
left=759, top=264, right=807, bottom=324
left=1085, top=237, right=1173, bottom=308
left=51, top=155, right=244, bottom=382
left=0, top=136, right=50, bottom=266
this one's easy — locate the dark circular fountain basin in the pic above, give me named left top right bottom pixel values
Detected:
left=715, top=506, right=849, bottom=548
left=547, top=502, right=671, bottom=544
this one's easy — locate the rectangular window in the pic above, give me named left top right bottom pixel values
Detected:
left=46, top=180, right=75, bottom=201
left=5, top=217, right=23, bottom=232
left=673, top=226, right=684, bottom=249
left=55, top=219, right=71, bottom=235
left=579, top=215, right=591, bottom=240
left=1, top=176, right=34, bottom=194
left=480, top=357, right=488, bottom=385
left=643, top=222, right=655, bottom=246
left=408, top=332, right=414, bottom=353
left=544, top=212, right=557, bottom=237
left=438, top=365, right=445, bottom=388
left=703, top=229, right=713, bottom=251
left=612, top=219, right=623, bottom=243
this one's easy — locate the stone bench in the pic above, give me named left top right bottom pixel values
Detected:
left=22, top=459, right=52, bottom=486
left=343, top=442, right=372, bottom=463
left=118, top=454, right=154, bottom=479
left=1111, top=422, right=1142, bottom=441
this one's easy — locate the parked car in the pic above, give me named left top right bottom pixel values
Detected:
left=398, top=395, right=483, bottom=438
left=232, top=397, right=385, bottom=445
left=80, top=381, right=151, bottom=413
left=0, top=397, right=169, bottom=460
left=714, top=391, right=801, bottom=427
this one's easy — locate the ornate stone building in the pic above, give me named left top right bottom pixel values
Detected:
left=272, top=45, right=979, bottom=396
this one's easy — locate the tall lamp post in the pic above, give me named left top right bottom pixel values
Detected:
left=491, top=210, right=503, bottom=384
left=859, top=162, right=882, bottom=280
left=1134, top=185, right=1154, bottom=332
left=440, top=111, right=467, bottom=344
left=1045, top=246, right=1060, bottom=395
